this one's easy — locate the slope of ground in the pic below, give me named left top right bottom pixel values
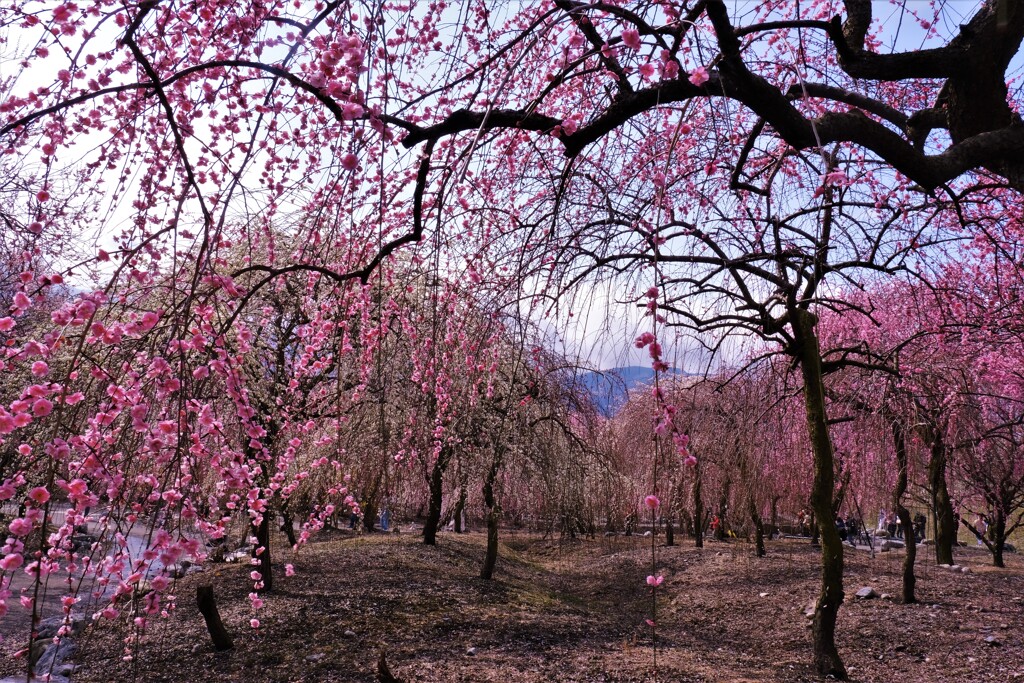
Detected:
left=2, top=530, right=1022, bottom=682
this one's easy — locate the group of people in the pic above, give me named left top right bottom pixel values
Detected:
left=835, top=514, right=867, bottom=546
left=876, top=509, right=927, bottom=541
left=794, top=507, right=930, bottom=546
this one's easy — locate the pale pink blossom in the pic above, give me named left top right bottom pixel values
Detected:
left=688, top=66, right=710, bottom=86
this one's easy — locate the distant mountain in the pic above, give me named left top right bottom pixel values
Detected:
left=576, top=366, right=688, bottom=417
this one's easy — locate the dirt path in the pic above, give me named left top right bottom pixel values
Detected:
left=3, top=530, right=1021, bottom=682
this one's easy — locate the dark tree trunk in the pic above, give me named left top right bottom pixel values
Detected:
left=281, top=509, right=297, bottom=548
left=423, top=457, right=445, bottom=546
left=792, top=309, right=847, bottom=680
left=927, top=431, right=956, bottom=565
left=692, top=464, right=704, bottom=549
left=992, top=507, right=1006, bottom=568
left=715, top=477, right=731, bottom=541
left=363, top=498, right=378, bottom=533
left=891, top=421, right=917, bottom=603
left=377, top=651, right=405, bottom=683
left=197, top=585, right=233, bottom=651
left=665, top=518, right=675, bottom=547
left=749, top=495, right=766, bottom=558
left=480, top=458, right=501, bottom=580
left=453, top=481, right=468, bottom=533
left=253, top=511, right=272, bottom=593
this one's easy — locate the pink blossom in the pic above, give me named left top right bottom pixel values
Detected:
left=140, top=310, right=160, bottom=330
left=0, top=414, right=17, bottom=433
left=285, top=564, right=295, bottom=576
left=28, top=487, right=50, bottom=504
left=32, top=399, right=53, bottom=417
left=250, top=618, right=260, bottom=629
left=0, top=553, right=24, bottom=571
left=9, top=517, right=32, bottom=536
left=341, top=103, right=364, bottom=120
left=644, top=495, right=660, bottom=510
left=621, top=28, right=641, bottom=51
left=638, top=62, right=655, bottom=80
left=634, top=332, right=655, bottom=348
left=0, top=317, right=14, bottom=332
left=823, top=170, right=848, bottom=186
left=683, top=454, right=698, bottom=468
left=688, top=66, right=710, bottom=87
left=31, top=361, right=49, bottom=376
left=13, top=291, right=31, bottom=310
left=646, top=575, right=664, bottom=587
left=341, top=153, right=358, bottom=170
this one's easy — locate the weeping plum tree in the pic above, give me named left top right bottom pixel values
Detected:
left=3, top=1, right=1024, bottom=679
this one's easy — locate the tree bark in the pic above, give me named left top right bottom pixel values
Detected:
left=665, top=518, right=675, bottom=547
left=891, top=421, right=916, bottom=603
left=197, top=585, right=233, bottom=651
left=927, top=430, right=956, bottom=565
left=480, top=457, right=501, bottom=580
left=749, top=494, right=766, bottom=558
left=715, top=476, right=731, bottom=541
left=692, top=462, right=704, bottom=548
left=281, top=508, right=297, bottom=548
left=792, top=309, right=847, bottom=680
left=992, top=507, right=1006, bottom=568
left=453, top=479, right=468, bottom=533
left=423, top=450, right=449, bottom=546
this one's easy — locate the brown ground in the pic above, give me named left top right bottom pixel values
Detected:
left=2, top=530, right=1022, bottom=682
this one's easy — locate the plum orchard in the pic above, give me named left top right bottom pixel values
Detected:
left=3, top=1, right=1024, bottom=680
